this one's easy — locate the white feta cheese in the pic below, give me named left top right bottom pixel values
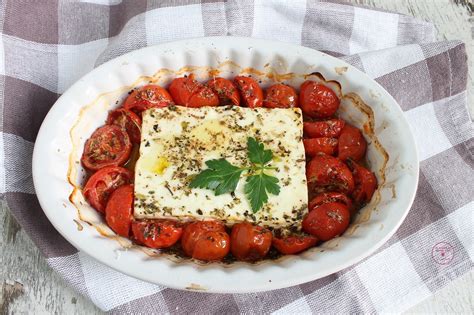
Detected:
left=133, top=105, right=308, bottom=228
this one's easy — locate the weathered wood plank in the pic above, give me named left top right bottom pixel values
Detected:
left=0, top=201, right=103, bottom=314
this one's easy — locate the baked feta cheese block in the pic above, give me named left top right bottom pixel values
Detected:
left=133, top=105, right=308, bottom=228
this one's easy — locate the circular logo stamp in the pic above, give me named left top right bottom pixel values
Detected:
left=431, top=242, right=454, bottom=265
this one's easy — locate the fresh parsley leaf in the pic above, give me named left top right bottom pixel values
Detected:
left=188, top=138, right=280, bottom=213
left=244, top=172, right=281, bottom=213
left=189, top=159, right=244, bottom=195
left=247, top=137, right=273, bottom=165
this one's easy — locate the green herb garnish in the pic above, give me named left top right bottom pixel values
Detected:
left=189, top=137, right=280, bottom=213
left=188, top=159, right=244, bottom=196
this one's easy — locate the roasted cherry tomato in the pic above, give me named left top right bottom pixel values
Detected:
left=308, top=192, right=353, bottom=214
left=106, top=108, right=142, bottom=144
left=81, top=125, right=131, bottom=171
left=302, top=202, right=350, bottom=241
left=234, top=76, right=263, bottom=108
left=303, top=119, right=345, bottom=138
left=83, top=166, right=133, bottom=213
left=188, top=85, right=220, bottom=107
left=338, top=124, right=367, bottom=161
left=230, top=222, right=272, bottom=261
left=168, top=75, right=199, bottom=105
left=206, top=77, right=240, bottom=106
left=169, top=74, right=219, bottom=107
left=346, top=159, right=377, bottom=206
left=181, top=221, right=230, bottom=261
left=105, top=184, right=133, bottom=237
left=304, top=138, right=338, bottom=157
left=123, top=85, right=174, bottom=114
left=306, top=154, right=354, bottom=194
left=299, top=81, right=339, bottom=119
left=263, top=84, right=298, bottom=108
left=272, top=235, right=318, bottom=255
left=132, top=220, right=183, bottom=249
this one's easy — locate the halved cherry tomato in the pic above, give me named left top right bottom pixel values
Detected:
left=168, top=75, right=199, bottom=105
left=346, top=159, right=377, bottom=206
left=206, top=77, right=240, bottom=106
left=132, top=220, right=183, bottom=249
left=123, top=85, right=174, bottom=114
left=83, top=166, right=133, bottom=213
left=299, top=81, right=340, bottom=118
left=106, top=108, right=142, bottom=144
left=304, top=138, right=338, bottom=157
left=263, top=84, right=298, bottom=108
left=306, top=154, right=354, bottom=194
left=234, top=76, right=263, bottom=108
left=338, top=124, right=367, bottom=161
left=308, top=192, right=353, bottom=214
left=105, top=184, right=133, bottom=237
left=230, top=222, right=272, bottom=261
left=188, top=85, right=220, bottom=107
left=168, top=74, right=219, bottom=107
left=81, top=125, right=131, bottom=171
left=303, top=119, right=345, bottom=138
left=181, top=221, right=230, bottom=261
left=302, top=202, right=350, bottom=241
left=272, top=235, right=318, bottom=255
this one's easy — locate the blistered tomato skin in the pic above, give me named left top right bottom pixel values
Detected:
left=346, top=159, right=377, bottom=206
left=299, top=81, right=340, bottom=119
left=308, top=192, right=353, bottom=213
left=302, top=202, right=350, bottom=241
left=123, top=85, right=174, bottom=114
left=187, top=85, right=220, bottom=107
left=132, top=220, right=183, bottom=249
left=83, top=166, right=133, bottom=213
left=303, top=119, right=345, bottom=138
left=338, top=124, right=367, bottom=161
left=263, top=84, right=298, bottom=108
left=181, top=221, right=230, bottom=261
left=106, top=108, right=142, bottom=144
left=105, top=184, right=133, bottom=237
left=81, top=125, right=132, bottom=171
left=206, top=77, right=241, bottom=106
left=168, top=74, right=219, bottom=108
left=234, top=76, right=264, bottom=108
left=272, top=235, right=318, bottom=255
left=306, top=154, right=354, bottom=194
left=168, top=75, right=200, bottom=105
left=304, top=137, right=338, bottom=157
left=230, top=222, right=272, bottom=261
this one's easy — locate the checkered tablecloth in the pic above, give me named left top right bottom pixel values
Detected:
left=1, top=0, right=472, bottom=313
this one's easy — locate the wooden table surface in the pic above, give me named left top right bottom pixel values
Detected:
left=1, top=0, right=473, bottom=313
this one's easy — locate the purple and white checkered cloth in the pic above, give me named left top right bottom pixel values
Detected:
left=1, top=0, right=472, bottom=313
